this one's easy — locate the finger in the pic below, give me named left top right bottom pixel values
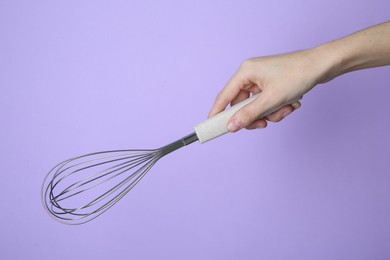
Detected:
left=245, top=118, right=268, bottom=130
left=227, top=93, right=274, bottom=132
left=208, top=76, right=241, bottom=117
left=291, top=101, right=301, bottom=109
left=231, top=90, right=250, bottom=106
left=208, top=70, right=250, bottom=118
left=246, top=101, right=301, bottom=129
left=265, top=101, right=301, bottom=122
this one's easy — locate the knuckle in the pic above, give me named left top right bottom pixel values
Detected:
left=240, top=58, right=254, bottom=70
left=215, top=92, right=229, bottom=105
left=239, top=106, right=257, bottom=124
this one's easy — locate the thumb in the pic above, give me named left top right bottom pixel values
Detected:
left=227, top=94, right=276, bottom=132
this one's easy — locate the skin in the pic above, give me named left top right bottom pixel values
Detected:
left=208, top=21, right=390, bottom=132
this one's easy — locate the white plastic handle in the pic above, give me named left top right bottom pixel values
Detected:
left=194, top=94, right=299, bottom=143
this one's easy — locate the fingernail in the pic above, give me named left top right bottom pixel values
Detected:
left=227, top=118, right=241, bottom=132
left=282, top=110, right=291, bottom=118
left=292, top=102, right=301, bottom=109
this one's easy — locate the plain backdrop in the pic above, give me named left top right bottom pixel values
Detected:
left=1, top=1, right=389, bottom=259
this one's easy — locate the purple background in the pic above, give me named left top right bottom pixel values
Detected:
left=1, top=1, right=389, bottom=259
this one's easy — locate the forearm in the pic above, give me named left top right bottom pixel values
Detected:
left=313, top=21, right=390, bottom=83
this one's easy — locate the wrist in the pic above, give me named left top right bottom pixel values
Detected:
left=307, top=42, right=348, bottom=84
left=310, top=21, right=390, bottom=83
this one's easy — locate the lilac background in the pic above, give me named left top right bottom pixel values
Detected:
left=1, top=1, right=389, bottom=259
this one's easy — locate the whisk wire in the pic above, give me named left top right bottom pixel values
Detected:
left=41, top=132, right=198, bottom=224
left=53, top=151, right=157, bottom=202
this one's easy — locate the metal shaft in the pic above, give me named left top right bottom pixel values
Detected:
left=160, top=132, right=198, bottom=155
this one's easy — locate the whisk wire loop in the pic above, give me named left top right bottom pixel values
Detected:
left=41, top=132, right=198, bottom=225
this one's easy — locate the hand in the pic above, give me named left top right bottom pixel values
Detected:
left=208, top=49, right=326, bottom=132
left=208, top=21, right=390, bottom=133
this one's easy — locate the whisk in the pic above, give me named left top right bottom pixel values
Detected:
left=41, top=94, right=297, bottom=224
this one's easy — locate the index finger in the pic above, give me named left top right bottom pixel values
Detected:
left=208, top=72, right=246, bottom=118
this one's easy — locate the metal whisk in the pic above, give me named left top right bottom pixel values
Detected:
left=41, top=94, right=298, bottom=224
left=41, top=133, right=198, bottom=225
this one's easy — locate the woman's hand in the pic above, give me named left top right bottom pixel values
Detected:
left=208, top=21, right=390, bottom=133
left=208, top=49, right=326, bottom=132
